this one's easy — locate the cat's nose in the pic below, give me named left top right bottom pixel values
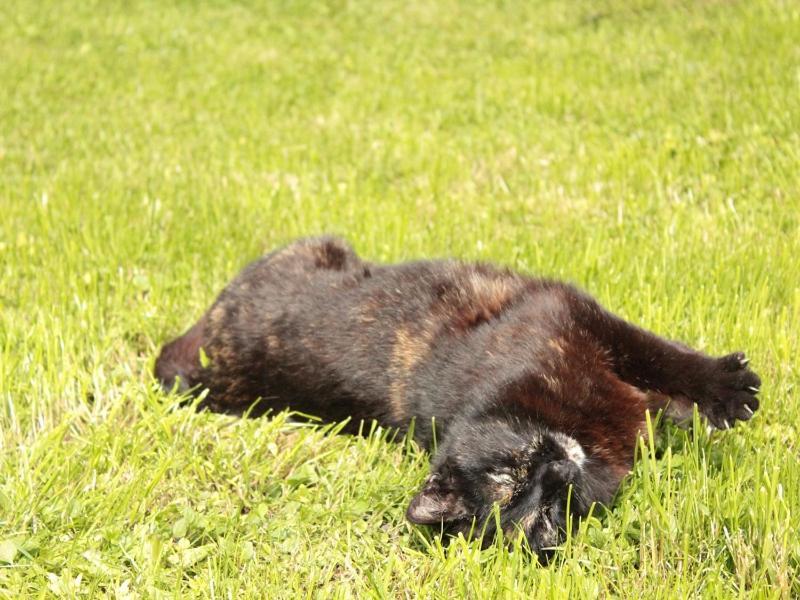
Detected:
left=541, top=459, right=580, bottom=490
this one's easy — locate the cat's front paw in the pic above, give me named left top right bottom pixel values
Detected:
left=696, top=352, right=761, bottom=430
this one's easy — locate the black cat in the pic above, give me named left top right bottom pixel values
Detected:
left=155, top=236, right=761, bottom=558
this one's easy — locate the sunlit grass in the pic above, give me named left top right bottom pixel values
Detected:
left=1, top=0, right=798, bottom=596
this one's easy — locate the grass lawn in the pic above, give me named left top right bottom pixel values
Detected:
left=1, top=0, right=799, bottom=596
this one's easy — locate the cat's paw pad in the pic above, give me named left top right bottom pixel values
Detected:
left=699, top=352, right=761, bottom=430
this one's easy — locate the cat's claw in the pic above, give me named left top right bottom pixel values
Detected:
left=696, top=352, right=761, bottom=429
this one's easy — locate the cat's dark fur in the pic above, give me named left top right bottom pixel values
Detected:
left=155, top=236, right=761, bottom=557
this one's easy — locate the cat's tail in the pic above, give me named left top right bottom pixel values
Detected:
left=154, top=318, right=206, bottom=394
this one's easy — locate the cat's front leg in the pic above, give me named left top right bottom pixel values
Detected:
left=567, top=289, right=761, bottom=429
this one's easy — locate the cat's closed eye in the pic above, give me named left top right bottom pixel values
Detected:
left=485, top=470, right=519, bottom=505
left=486, top=471, right=516, bottom=487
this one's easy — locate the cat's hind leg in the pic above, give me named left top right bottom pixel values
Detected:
left=154, top=317, right=207, bottom=395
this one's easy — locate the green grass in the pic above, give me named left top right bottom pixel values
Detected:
left=1, top=0, right=799, bottom=596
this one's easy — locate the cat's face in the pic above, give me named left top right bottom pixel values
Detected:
left=406, top=418, right=589, bottom=558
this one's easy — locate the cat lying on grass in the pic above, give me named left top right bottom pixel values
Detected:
left=155, top=236, right=761, bottom=558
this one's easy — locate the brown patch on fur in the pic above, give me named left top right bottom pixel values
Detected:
left=205, top=336, right=244, bottom=403
left=271, top=242, right=306, bottom=262
left=301, top=335, right=322, bottom=354
left=208, top=342, right=236, bottom=373
left=267, top=238, right=346, bottom=272
left=357, top=296, right=382, bottom=324
left=502, top=507, right=545, bottom=539
left=389, top=325, right=434, bottom=419
left=270, top=238, right=355, bottom=271
left=209, top=305, right=226, bottom=326
left=517, top=508, right=541, bottom=532
left=547, top=337, right=566, bottom=355
left=441, top=268, right=524, bottom=330
left=487, top=480, right=516, bottom=506
left=313, top=240, right=348, bottom=270
left=542, top=374, right=561, bottom=393
left=502, top=364, right=651, bottom=474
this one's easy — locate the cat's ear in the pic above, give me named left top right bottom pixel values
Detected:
left=406, top=473, right=471, bottom=524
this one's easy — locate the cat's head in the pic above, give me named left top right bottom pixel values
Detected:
left=406, top=417, right=612, bottom=559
